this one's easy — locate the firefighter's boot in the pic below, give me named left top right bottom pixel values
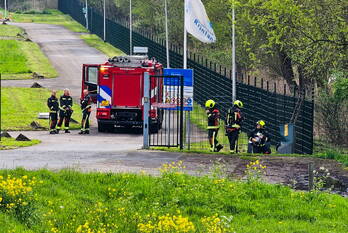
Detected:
left=216, top=144, right=223, bottom=152
left=50, top=131, right=56, bottom=135
left=85, top=130, right=90, bottom=134
left=78, top=130, right=85, bottom=135
left=65, top=130, right=70, bottom=133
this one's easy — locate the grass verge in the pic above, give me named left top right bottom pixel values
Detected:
left=0, top=24, right=23, bottom=37
left=0, top=168, right=347, bottom=232
left=80, top=34, right=124, bottom=57
left=0, top=25, right=58, bottom=80
left=11, top=9, right=88, bottom=33
left=0, top=137, right=40, bottom=150
left=1, top=87, right=82, bottom=131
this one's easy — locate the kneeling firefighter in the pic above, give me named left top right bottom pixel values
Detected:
left=248, top=120, right=271, bottom=154
left=225, top=100, right=244, bottom=153
left=205, top=100, right=223, bottom=152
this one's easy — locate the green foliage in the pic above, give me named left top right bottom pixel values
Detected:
left=0, top=87, right=82, bottom=131
left=0, top=169, right=347, bottom=232
left=231, top=0, right=347, bottom=87
left=333, top=72, right=348, bottom=101
left=0, top=138, right=41, bottom=150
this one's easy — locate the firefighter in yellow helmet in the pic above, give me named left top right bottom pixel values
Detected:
left=225, top=100, right=244, bottom=153
left=205, top=100, right=223, bottom=152
left=248, top=120, right=271, bottom=154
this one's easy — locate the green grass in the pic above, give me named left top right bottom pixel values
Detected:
left=0, top=87, right=82, bottom=131
left=11, top=9, right=88, bottom=33
left=0, top=24, right=23, bottom=37
left=0, top=25, right=58, bottom=80
left=0, top=168, right=347, bottom=232
left=0, top=137, right=40, bottom=150
left=80, top=34, right=125, bottom=57
left=0, top=40, right=30, bottom=74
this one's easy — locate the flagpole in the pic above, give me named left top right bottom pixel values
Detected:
left=165, top=0, right=170, bottom=68
left=103, top=0, right=106, bottom=41
left=129, top=0, right=132, bottom=55
left=231, top=3, right=236, bottom=102
left=183, top=0, right=187, bottom=69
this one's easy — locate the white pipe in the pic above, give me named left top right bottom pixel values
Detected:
left=85, top=0, right=89, bottom=30
left=129, top=0, right=132, bottom=55
left=4, top=0, right=7, bottom=18
left=231, top=5, right=236, bottom=102
left=103, top=0, right=106, bottom=41
left=165, top=0, right=170, bottom=68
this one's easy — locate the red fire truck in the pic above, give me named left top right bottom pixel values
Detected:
left=81, top=55, right=163, bottom=132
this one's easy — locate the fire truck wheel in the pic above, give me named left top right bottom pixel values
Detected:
left=98, top=122, right=106, bottom=132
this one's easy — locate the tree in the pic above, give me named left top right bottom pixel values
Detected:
left=231, top=0, right=347, bottom=90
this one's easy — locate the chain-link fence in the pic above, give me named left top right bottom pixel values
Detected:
left=0, top=0, right=57, bottom=12
left=58, top=0, right=314, bottom=154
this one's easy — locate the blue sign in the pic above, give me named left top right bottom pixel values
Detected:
left=163, top=68, right=194, bottom=111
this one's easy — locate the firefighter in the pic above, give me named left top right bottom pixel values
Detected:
left=248, top=120, right=271, bottom=154
left=57, top=88, right=73, bottom=133
left=47, top=90, right=59, bottom=134
left=79, top=89, right=92, bottom=134
left=225, top=100, right=244, bottom=153
left=205, top=100, right=223, bottom=152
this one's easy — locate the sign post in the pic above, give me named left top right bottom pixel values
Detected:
left=163, top=69, right=193, bottom=149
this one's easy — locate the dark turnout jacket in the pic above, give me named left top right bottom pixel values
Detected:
left=47, top=95, right=59, bottom=112
left=59, top=95, right=73, bottom=111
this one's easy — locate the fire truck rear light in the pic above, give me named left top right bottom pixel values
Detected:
left=97, top=110, right=110, bottom=118
left=99, top=66, right=110, bottom=73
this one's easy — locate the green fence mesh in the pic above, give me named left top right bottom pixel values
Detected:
left=58, top=0, right=314, bottom=154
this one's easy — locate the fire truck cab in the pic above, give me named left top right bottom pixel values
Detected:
left=81, top=55, right=163, bottom=133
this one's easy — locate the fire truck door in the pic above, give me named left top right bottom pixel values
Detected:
left=82, top=65, right=98, bottom=103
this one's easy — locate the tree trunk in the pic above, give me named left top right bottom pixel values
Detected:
left=278, top=50, right=298, bottom=92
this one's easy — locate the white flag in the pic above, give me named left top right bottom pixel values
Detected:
left=185, top=0, right=216, bottom=43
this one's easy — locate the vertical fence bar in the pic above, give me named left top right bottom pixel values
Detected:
left=180, top=75, right=184, bottom=150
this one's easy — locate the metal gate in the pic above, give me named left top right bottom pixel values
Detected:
left=149, top=75, right=184, bottom=149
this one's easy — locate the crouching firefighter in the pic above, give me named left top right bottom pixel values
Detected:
left=225, top=100, right=244, bottom=153
left=205, top=100, right=223, bottom=152
left=57, top=88, right=73, bottom=133
left=248, top=120, right=271, bottom=154
left=79, top=89, right=92, bottom=134
left=47, top=90, right=59, bottom=134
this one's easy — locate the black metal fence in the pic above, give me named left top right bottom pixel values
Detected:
left=58, top=0, right=314, bottom=154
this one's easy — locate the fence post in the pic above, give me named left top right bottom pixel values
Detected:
left=308, top=163, right=314, bottom=191
left=180, top=75, right=184, bottom=150
left=143, top=72, right=150, bottom=149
